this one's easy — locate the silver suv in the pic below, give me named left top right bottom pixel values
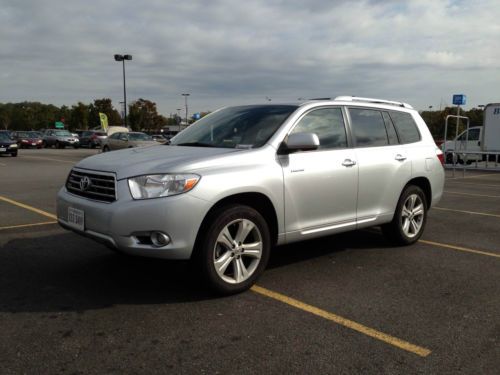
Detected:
left=57, top=97, right=445, bottom=294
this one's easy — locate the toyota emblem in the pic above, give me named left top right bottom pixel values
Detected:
left=79, top=176, right=92, bottom=191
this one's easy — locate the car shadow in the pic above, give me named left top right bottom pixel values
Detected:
left=0, top=229, right=392, bottom=314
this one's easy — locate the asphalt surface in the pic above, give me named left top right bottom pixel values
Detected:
left=0, top=148, right=499, bottom=374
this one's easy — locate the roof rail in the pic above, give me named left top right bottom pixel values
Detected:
left=334, top=96, right=413, bottom=109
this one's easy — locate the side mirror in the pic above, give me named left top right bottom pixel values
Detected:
left=279, top=132, right=320, bottom=154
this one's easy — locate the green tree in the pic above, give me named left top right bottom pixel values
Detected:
left=128, top=98, right=166, bottom=132
left=69, top=102, right=90, bottom=130
left=88, top=98, right=121, bottom=128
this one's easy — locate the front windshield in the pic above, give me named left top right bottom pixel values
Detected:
left=17, top=131, right=30, bottom=138
left=129, top=133, right=152, bottom=141
left=55, top=130, right=71, bottom=136
left=0, top=132, right=11, bottom=141
left=29, top=132, right=41, bottom=138
left=170, top=105, right=298, bottom=148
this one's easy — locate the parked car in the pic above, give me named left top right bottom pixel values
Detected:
left=12, top=131, right=44, bottom=148
left=151, top=134, right=168, bottom=143
left=101, top=132, right=157, bottom=152
left=0, top=131, right=18, bottom=156
left=42, top=129, right=80, bottom=149
left=57, top=97, right=445, bottom=294
left=79, top=130, right=107, bottom=148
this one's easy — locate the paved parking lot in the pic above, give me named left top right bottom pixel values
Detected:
left=1, top=148, right=499, bottom=374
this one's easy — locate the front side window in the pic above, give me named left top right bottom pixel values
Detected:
left=291, top=107, right=347, bottom=150
left=349, top=108, right=388, bottom=147
left=458, top=128, right=480, bottom=141
left=389, top=111, right=420, bottom=144
left=129, top=133, right=152, bottom=141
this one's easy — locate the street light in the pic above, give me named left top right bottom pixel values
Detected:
left=428, top=105, right=433, bottom=128
left=114, top=54, right=132, bottom=127
left=182, top=93, right=190, bottom=128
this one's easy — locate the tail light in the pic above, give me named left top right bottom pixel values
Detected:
left=436, top=148, right=444, bottom=166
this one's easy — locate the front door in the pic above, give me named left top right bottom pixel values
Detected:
left=280, top=107, right=358, bottom=241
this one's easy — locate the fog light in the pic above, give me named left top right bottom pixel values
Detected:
left=150, top=232, right=171, bottom=247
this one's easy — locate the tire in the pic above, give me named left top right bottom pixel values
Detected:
left=102, top=145, right=110, bottom=152
left=445, top=152, right=454, bottom=164
left=382, top=185, right=427, bottom=245
left=11, top=151, right=18, bottom=157
left=194, top=204, right=271, bottom=295
left=42, top=141, right=48, bottom=148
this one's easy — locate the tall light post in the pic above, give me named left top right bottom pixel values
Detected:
left=428, top=105, right=433, bottom=128
left=182, top=93, right=190, bottom=128
left=114, top=54, right=132, bottom=127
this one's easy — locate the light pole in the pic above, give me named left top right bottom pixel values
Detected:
left=428, top=105, right=433, bottom=128
left=114, top=54, right=132, bottom=127
left=182, top=93, right=190, bottom=128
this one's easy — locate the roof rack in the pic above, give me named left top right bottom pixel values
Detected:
left=334, top=96, right=413, bottom=109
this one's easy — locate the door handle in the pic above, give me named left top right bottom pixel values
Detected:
left=342, top=159, right=356, bottom=167
left=395, top=154, right=407, bottom=161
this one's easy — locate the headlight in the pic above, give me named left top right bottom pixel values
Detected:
left=9, top=144, right=17, bottom=148
left=128, top=174, right=200, bottom=199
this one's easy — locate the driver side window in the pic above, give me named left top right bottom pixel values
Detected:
left=291, top=108, right=347, bottom=150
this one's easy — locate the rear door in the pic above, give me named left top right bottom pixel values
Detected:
left=347, top=107, right=411, bottom=225
left=280, top=107, right=358, bottom=240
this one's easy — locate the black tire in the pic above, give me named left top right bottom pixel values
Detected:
left=102, top=145, right=110, bottom=152
left=194, top=204, right=271, bottom=295
left=42, top=141, right=48, bottom=148
left=73, top=144, right=79, bottom=149
left=11, top=151, right=18, bottom=157
left=382, top=185, right=427, bottom=245
left=445, top=152, right=454, bottom=164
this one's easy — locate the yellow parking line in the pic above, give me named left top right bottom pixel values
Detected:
left=433, top=206, right=500, bottom=219
left=20, top=155, right=75, bottom=164
left=419, top=240, right=500, bottom=259
left=251, top=285, right=431, bottom=357
left=0, top=221, right=57, bottom=231
left=0, top=195, right=57, bottom=220
left=444, top=190, right=500, bottom=199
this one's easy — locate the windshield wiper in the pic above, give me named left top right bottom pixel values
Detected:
left=175, top=142, right=216, bottom=147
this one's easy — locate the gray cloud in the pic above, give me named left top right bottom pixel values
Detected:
left=1, top=0, right=499, bottom=116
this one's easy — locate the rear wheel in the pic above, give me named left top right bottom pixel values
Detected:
left=382, top=185, right=427, bottom=245
left=194, top=204, right=270, bottom=295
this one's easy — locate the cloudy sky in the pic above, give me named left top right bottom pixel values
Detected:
left=1, top=0, right=499, bottom=116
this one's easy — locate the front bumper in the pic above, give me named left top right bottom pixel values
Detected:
left=56, top=180, right=211, bottom=260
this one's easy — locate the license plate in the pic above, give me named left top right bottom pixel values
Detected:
left=0, top=147, right=5, bottom=152
left=32, top=143, right=37, bottom=146
left=67, top=207, right=85, bottom=231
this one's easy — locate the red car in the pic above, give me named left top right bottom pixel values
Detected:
left=13, top=131, right=44, bottom=149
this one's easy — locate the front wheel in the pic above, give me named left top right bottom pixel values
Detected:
left=382, top=185, right=427, bottom=245
left=102, top=145, right=110, bottom=152
left=194, top=204, right=271, bottom=295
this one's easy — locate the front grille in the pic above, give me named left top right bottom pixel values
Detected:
left=66, top=169, right=116, bottom=202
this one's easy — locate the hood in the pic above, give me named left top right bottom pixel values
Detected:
left=75, top=145, right=241, bottom=180
left=0, top=139, right=16, bottom=146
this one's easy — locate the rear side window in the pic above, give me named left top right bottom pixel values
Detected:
left=291, top=107, right=347, bottom=150
left=382, top=112, right=399, bottom=145
left=349, top=108, right=388, bottom=147
left=389, top=111, right=421, bottom=144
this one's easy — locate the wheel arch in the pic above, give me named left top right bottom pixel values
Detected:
left=406, top=176, right=432, bottom=209
left=193, top=192, right=279, bottom=258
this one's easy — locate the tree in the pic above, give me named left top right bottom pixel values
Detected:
left=88, top=98, right=121, bottom=128
left=69, top=102, right=90, bottom=130
left=128, top=98, right=166, bottom=132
